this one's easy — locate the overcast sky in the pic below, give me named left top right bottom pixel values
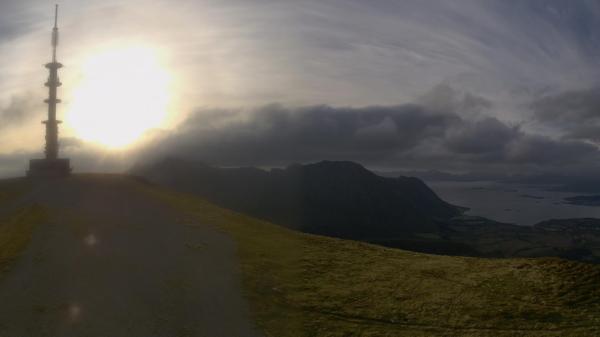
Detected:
left=1, top=0, right=600, bottom=179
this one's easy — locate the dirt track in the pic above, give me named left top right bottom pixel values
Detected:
left=0, top=175, right=262, bottom=337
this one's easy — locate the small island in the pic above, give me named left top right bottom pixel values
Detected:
left=519, top=194, right=545, bottom=200
left=564, top=195, right=600, bottom=207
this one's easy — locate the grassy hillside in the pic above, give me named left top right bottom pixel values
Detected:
left=139, top=178, right=600, bottom=337
left=0, top=178, right=30, bottom=206
left=0, top=179, right=46, bottom=279
left=0, top=206, right=46, bottom=276
left=1, top=176, right=599, bottom=336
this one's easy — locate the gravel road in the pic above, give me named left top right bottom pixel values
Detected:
left=0, top=175, right=262, bottom=337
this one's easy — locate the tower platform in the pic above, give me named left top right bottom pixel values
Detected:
left=27, top=158, right=71, bottom=178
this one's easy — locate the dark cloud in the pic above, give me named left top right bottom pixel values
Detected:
left=506, top=134, right=597, bottom=165
left=0, top=95, right=38, bottom=130
left=445, top=115, right=597, bottom=166
left=0, top=0, right=40, bottom=43
left=418, top=84, right=492, bottom=117
left=531, top=87, right=600, bottom=143
left=3, top=94, right=598, bottom=181
left=0, top=152, right=30, bottom=178
left=561, top=125, right=600, bottom=143
left=148, top=103, right=460, bottom=166
left=446, top=118, right=516, bottom=156
left=139, top=101, right=600, bottom=172
left=532, top=87, right=600, bottom=124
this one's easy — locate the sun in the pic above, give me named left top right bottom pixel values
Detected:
left=66, top=46, right=172, bottom=148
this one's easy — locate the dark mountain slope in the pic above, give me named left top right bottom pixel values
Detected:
left=132, top=158, right=463, bottom=240
left=132, top=158, right=600, bottom=262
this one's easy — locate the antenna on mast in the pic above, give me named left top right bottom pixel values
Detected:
left=52, top=4, right=59, bottom=62
left=54, top=4, right=59, bottom=28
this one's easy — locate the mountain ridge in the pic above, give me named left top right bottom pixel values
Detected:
left=132, top=157, right=600, bottom=262
left=132, top=157, right=464, bottom=239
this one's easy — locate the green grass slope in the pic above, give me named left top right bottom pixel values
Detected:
left=139, top=179, right=600, bottom=337
left=0, top=178, right=30, bottom=205
left=1, top=176, right=600, bottom=336
left=0, top=206, right=46, bottom=276
left=0, top=179, right=47, bottom=278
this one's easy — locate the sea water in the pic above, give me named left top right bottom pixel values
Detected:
left=429, top=181, right=600, bottom=226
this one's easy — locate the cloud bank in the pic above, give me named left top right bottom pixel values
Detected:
left=139, top=90, right=600, bottom=175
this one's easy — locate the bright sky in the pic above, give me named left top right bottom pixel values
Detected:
left=64, top=45, right=173, bottom=148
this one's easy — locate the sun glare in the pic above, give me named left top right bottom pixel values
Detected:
left=66, top=46, right=171, bottom=148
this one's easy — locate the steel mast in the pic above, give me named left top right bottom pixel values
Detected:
left=27, top=4, right=71, bottom=177
left=44, top=4, right=62, bottom=160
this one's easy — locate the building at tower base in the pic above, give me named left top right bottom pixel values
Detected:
left=27, top=158, right=71, bottom=178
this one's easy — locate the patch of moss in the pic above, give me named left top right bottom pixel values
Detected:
left=138, top=179, right=600, bottom=337
left=0, top=205, right=47, bottom=277
left=0, top=178, right=30, bottom=206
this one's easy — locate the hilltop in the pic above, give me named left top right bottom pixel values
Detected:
left=0, top=175, right=599, bottom=336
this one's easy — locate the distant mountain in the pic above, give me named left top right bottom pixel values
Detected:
left=377, top=169, right=600, bottom=194
left=376, top=169, right=503, bottom=182
left=132, top=157, right=600, bottom=263
left=132, top=158, right=464, bottom=240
